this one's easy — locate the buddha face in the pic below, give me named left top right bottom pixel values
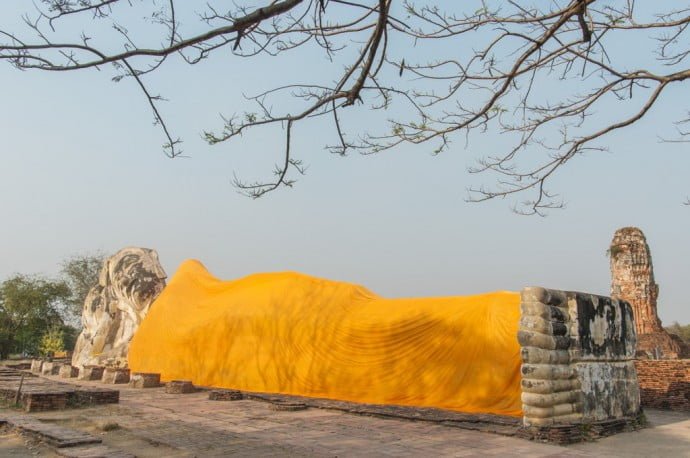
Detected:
left=107, top=248, right=167, bottom=315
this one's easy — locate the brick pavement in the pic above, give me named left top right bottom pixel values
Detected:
left=12, top=373, right=690, bottom=457
left=58, top=383, right=590, bottom=457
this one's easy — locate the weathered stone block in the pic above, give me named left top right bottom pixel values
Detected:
left=101, top=368, right=130, bottom=384
left=78, top=365, right=105, bottom=381
left=165, top=380, right=195, bottom=394
left=576, top=361, right=640, bottom=421
left=208, top=389, right=243, bottom=401
left=30, top=359, right=43, bottom=374
left=41, top=362, right=62, bottom=376
left=59, top=365, right=79, bottom=378
left=571, top=293, right=636, bottom=360
left=129, top=372, right=160, bottom=388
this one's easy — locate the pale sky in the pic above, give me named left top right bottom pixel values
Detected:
left=1, top=2, right=689, bottom=325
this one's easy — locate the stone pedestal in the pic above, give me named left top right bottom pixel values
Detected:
left=41, top=362, right=62, bottom=376
left=78, top=365, right=105, bottom=381
left=165, top=380, right=195, bottom=394
left=59, top=365, right=79, bottom=378
left=101, top=368, right=131, bottom=384
left=129, top=372, right=160, bottom=388
left=30, top=360, right=43, bottom=374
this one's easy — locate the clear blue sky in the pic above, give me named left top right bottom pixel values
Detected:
left=1, top=2, right=689, bottom=325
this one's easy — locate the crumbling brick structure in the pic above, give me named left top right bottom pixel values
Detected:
left=609, top=227, right=688, bottom=359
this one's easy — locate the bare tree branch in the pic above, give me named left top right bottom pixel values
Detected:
left=1, top=0, right=688, bottom=212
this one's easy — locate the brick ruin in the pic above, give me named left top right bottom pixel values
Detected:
left=634, top=360, right=690, bottom=411
left=609, top=227, right=689, bottom=359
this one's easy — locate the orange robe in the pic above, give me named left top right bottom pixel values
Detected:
left=129, top=260, right=522, bottom=416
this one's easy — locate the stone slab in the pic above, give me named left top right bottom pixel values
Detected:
left=1, top=413, right=102, bottom=448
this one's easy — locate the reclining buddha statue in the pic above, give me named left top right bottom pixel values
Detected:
left=128, top=260, right=522, bottom=416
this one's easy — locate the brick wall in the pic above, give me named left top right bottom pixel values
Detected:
left=634, top=360, right=690, bottom=411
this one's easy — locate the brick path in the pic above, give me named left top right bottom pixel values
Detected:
left=45, top=382, right=591, bottom=457
left=8, top=373, right=690, bottom=457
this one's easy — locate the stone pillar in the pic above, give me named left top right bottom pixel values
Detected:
left=519, top=287, right=640, bottom=429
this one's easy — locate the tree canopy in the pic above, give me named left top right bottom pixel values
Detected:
left=61, top=252, right=106, bottom=320
left=0, top=274, right=70, bottom=358
left=0, top=253, right=105, bottom=359
left=666, top=322, right=690, bottom=345
left=1, top=1, right=688, bottom=214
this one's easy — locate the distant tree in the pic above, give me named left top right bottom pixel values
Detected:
left=39, top=325, right=65, bottom=358
left=665, top=322, right=690, bottom=345
left=60, top=252, right=107, bottom=320
left=0, top=275, right=70, bottom=358
left=1, top=1, right=689, bottom=213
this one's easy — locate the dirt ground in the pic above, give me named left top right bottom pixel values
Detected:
left=0, top=426, right=58, bottom=457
